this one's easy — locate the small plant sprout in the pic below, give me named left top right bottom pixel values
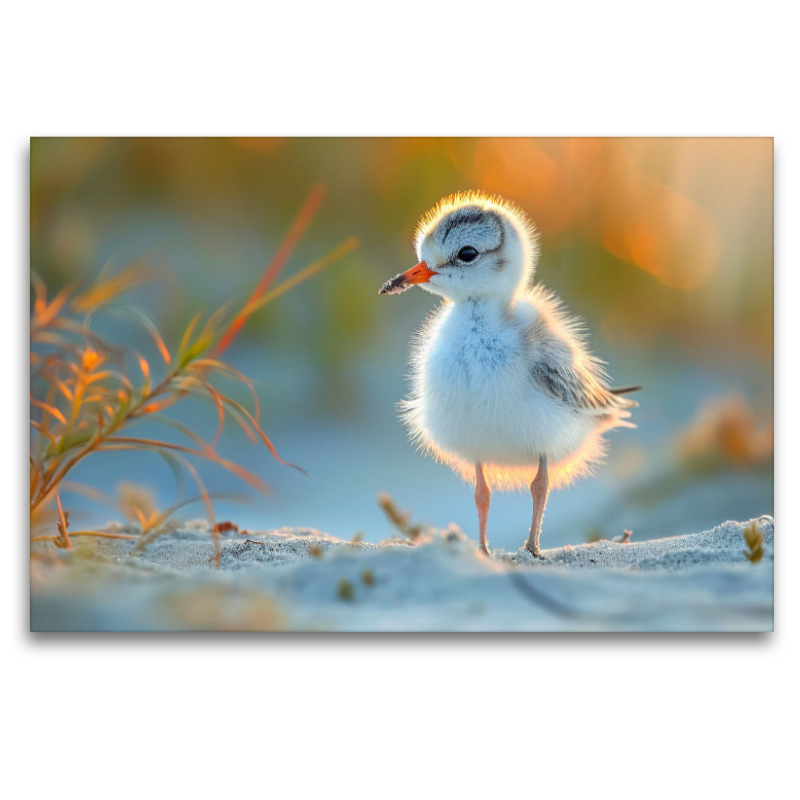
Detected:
left=377, top=492, right=423, bottom=541
left=742, top=522, right=764, bottom=563
left=361, top=569, right=375, bottom=586
left=54, top=490, right=71, bottom=549
left=336, top=578, right=354, bottom=601
left=30, top=184, right=359, bottom=564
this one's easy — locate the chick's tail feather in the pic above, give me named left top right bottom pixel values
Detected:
left=610, top=385, right=642, bottom=396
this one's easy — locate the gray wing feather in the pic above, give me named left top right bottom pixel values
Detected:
left=524, top=288, right=636, bottom=414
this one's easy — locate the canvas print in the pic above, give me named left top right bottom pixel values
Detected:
left=30, top=137, right=774, bottom=632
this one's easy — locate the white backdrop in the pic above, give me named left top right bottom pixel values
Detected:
left=5, top=3, right=794, bottom=799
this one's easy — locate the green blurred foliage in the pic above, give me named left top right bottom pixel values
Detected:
left=30, top=137, right=774, bottom=418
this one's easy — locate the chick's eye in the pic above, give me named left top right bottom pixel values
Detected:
left=457, top=246, right=479, bottom=263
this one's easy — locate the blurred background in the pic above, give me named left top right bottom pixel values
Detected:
left=30, top=137, right=773, bottom=549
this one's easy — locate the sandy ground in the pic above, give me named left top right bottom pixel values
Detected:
left=30, top=516, right=774, bottom=632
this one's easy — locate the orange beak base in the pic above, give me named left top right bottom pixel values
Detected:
left=379, top=261, right=438, bottom=295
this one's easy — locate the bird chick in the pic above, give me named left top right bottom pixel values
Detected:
left=379, top=191, right=638, bottom=557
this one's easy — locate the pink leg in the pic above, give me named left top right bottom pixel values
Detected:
left=525, top=455, right=549, bottom=557
left=475, top=463, right=491, bottom=556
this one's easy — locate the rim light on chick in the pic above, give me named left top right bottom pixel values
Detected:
left=379, top=191, right=639, bottom=557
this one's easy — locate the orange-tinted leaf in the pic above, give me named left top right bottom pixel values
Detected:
left=34, top=286, right=73, bottom=329
left=214, top=183, right=326, bottom=356
left=30, top=396, right=67, bottom=425
left=71, top=262, right=156, bottom=313
left=241, top=236, right=360, bottom=317
left=192, top=358, right=262, bottom=421
left=218, top=393, right=306, bottom=475
left=178, top=312, right=202, bottom=360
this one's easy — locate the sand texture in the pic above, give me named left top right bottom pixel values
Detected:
left=30, top=516, right=774, bottom=632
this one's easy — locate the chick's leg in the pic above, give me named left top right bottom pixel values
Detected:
left=475, top=463, right=491, bottom=556
left=526, top=456, right=549, bottom=557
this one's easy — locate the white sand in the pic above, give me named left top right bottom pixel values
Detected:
left=30, top=516, right=774, bottom=632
